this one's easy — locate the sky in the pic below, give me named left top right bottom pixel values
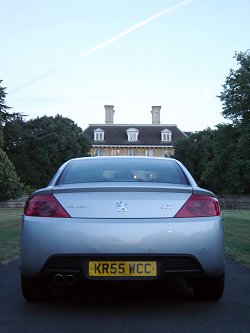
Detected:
left=1, top=0, right=250, bottom=132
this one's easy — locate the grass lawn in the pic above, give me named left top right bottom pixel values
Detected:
left=0, top=208, right=249, bottom=267
left=223, top=210, right=250, bottom=267
left=0, top=208, right=23, bottom=264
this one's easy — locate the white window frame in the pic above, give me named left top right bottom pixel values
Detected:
left=161, top=129, right=172, bottom=142
left=145, top=149, right=153, bottom=157
left=94, top=149, right=102, bottom=156
left=161, top=150, right=171, bottom=157
left=128, top=149, right=136, bottom=156
left=126, top=128, right=139, bottom=142
left=94, top=128, right=104, bottom=141
left=111, top=149, right=120, bottom=156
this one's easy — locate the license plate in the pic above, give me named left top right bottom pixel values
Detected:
left=88, top=261, right=157, bottom=277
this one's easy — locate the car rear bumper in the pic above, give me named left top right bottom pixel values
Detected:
left=39, top=253, right=206, bottom=280
left=20, top=216, right=225, bottom=278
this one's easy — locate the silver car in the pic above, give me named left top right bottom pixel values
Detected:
left=20, top=157, right=225, bottom=301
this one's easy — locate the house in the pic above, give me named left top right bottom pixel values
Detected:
left=83, top=105, right=188, bottom=157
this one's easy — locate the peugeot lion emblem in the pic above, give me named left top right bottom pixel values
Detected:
left=116, top=201, right=128, bottom=212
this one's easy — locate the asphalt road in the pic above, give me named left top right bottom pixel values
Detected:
left=0, top=257, right=250, bottom=333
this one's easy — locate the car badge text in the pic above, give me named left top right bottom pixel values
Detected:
left=66, top=204, right=87, bottom=209
left=160, top=204, right=172, bottom=209
left=116, top=201, right=128, bottom=212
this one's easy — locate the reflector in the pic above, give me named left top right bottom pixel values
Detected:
left=24, top=194, right=71, bottom=218
left=175, top=194, right=220, bottom=217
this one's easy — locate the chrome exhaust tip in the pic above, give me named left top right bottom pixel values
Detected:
left=65, top=274, right=76, bottom=286
left=53, top=274, right=65, bottom=285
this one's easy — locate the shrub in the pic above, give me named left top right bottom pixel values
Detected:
left=0, top=148, right=23, bottom=199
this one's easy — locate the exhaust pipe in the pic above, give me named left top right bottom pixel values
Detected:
left=53, top=274, right=65, bottom=285
left=65, top=274, right=76, bottom=286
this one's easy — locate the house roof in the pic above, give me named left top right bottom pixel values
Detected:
left=84, top=124, right=187, bottom=147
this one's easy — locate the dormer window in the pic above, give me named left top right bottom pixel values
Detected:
left=126, top=128, right=139, bottom=141
left=94, top=128, right=104, bottom=141
left=161, top=129, right=172, bottom=142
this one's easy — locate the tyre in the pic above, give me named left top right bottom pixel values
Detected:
left=193, top=273, right=225, bottom=301
left=21, top=274, right=52, bottom=302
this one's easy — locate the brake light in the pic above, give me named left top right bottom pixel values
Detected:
left=175, top=194, right=221, bottom=218
left=24, top=194, right=71, bottom=218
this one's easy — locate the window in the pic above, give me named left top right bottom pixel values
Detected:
left=145, top=149, right=153, bottom=157
left=126, top=128, right=139, bottom=141
left=161, top=129, right=172, bottom=142
left=57, top=158, right=189, bottom=185
left=162, top=150, right=171, bottom=157
left=94, top=149, right=102, bottom=156
left=111, top=149, right=120, bottom=156
left=128, top=149, right=136, bottom=156
left=94, top=128, right=104, bottom=141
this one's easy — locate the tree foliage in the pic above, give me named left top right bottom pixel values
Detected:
left=202, top=124, right=250, bottom=194
left=4, top=115, right=92, bottom=189
left=175, top=124, right=250, bottom=194
left=0, top=80, right=23, bottom=199
left=175, top=51, right=250, bottom=194
left=218, top=50, right=250, bottom=125
left=0, top=80, right=9, bottom=147
left=174, top=129, right=214, bottom=188
left=0, top=148, right=23, bottom=199
left=0, top=80, right=10, bottom=115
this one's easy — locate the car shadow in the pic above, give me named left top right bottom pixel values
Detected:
left=51, top=278, right=194, bottom=306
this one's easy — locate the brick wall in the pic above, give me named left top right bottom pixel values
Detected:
left=218, top=195, right=250, bottom=210
left=0, top=196, right=28, bottom=208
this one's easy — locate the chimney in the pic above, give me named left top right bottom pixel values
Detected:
left=151, top=106, right=161, bottom=124
left=104, top=105, right=115, bottom=124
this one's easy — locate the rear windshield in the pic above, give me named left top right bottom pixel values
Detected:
left=57, top=158, right=189, bottom=185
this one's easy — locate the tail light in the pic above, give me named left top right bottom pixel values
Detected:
left=175, top=194, right=221, bottom=218
left=24, top=194, right=71, bottom=218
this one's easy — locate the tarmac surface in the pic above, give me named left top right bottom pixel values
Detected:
left=0, top=256, right=250, bottom=333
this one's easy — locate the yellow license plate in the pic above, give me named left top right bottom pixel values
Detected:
left=88, top=261, right=157, bottom=277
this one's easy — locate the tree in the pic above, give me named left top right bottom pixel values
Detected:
left=0, top=80, right=23, bottom=199
left=0, top=80, right=11, bottom=115
left=0, top=149, right=23, bottom=199
left=218, top=50, right=250, bottom=125
left=4, top=115, right=92, bottom=189
left=175, top=123, right=250, bottom=194
left=217, top=50, right=250, bottom=193
left=201, top=124, right=240, bottom=194
left=0, top=80, right=10, bottom=147
left=175, top=51, right=250, bottom=194
left=174, top=129, right=214, bottom=188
